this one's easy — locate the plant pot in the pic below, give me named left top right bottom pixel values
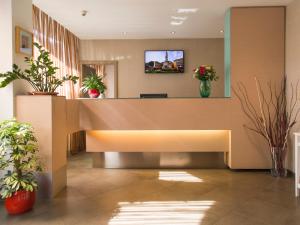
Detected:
left=28, top=92, right=59, bottom=96
left=199, top=80, right=211, bottom=98
left=88, top=89, right=100, bottom=98
left=5, top=190, right=35, bottom=215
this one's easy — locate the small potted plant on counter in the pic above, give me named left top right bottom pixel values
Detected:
left=193, top=65, right=219, bottom=98
left=0, top=119, right=42, bottom=215
left=0, top=42, right=78, bottom=95
left=81, top=73, right=107, bottom=98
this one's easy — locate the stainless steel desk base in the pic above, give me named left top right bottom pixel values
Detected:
left=92, top=152, right=227, bottom=169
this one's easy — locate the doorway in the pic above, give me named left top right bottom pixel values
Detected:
left=81, top=61, right=118, bottom=98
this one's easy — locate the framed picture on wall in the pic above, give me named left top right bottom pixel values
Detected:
left=15, top=26, right=33, bottom=56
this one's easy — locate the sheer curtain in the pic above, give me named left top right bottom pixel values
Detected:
left=33, top=5, right=84, bottom=154
left=88, top=64, right=105, bottom=78
left=32, top=5, right=81, bottom=99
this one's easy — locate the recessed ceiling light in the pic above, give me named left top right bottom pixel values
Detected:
left=81, top=10, right=88, bottom=16
left=220, top=30, right=224, bottom=33
left=177, top=8, right=198, bottom=14
left=171, top=31, right=176, bottom=35
left=171, top=16, right=187, bottom=21
left=171, top=21, right=183, bottom=26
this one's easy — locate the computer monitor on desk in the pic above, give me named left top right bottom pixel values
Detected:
left=140, top=93, right=168, bottom=98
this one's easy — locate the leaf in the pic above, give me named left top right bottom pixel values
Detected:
left=20, top=181, right=27, bottom=188
left=0, top=73, right=18, bottom=88
left=12, top=180, right=19, bottom=189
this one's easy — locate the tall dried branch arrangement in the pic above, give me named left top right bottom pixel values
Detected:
left=233, top=77, right=299, bottom=176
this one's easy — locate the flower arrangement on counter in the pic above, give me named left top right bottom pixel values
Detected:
left=193, top=65, right=218, bottom=98
left=193, top=65, right=219, bottom=81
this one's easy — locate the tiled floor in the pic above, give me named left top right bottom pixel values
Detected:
left=1, top=153, right=300, bottom=225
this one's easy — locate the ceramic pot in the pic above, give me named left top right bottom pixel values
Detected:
left=28, top=92, right=58, bottom=96
left=88, top=89, right=100, bottom=98
left=5, top=190, right=35, bottom=215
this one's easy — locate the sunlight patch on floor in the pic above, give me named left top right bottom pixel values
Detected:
left=159, top=171, right=203, bottom=182
left=109, top=201, right=215, bottom=225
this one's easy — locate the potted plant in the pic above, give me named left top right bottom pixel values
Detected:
left=81, top=73, right=107, bottom=98
left=0, top=42, right=78, bottom=95
left=193, top=65, right=219, bottom=98
left=0, top=119, right=42, bottom=215
left=233, top=77, right=299, bottom=177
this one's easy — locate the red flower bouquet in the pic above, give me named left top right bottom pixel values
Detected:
left=193, top=65, right=218, bottom=81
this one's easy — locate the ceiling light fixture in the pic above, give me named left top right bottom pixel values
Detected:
left=171, top=21, right=183, bottom=26
left=171, top=16, right=187, bottom=21
left=81, top=10, right=88, bottom=16
left=177, top=8, right=198, bottom=14
left=220, top=30, right=224, bottom=33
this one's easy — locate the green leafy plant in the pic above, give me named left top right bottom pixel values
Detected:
left=0, top=42, right=78, bottom=93
left=0, top=119, right=42, bottom=199
left=81, top=73, right=107, bottom=94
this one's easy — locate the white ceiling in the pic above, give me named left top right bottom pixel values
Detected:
left=33, top=0, right=293, bottom=39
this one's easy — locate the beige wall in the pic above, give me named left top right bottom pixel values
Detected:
left=80, top=39, right=225, bottom=98
left=0, top=0, right=32, bottom=121
left=286, top=0, right=300, bottom=172
left=12, top=0, right=33, bottom=96
left=0, top=0, right=14, bottom=121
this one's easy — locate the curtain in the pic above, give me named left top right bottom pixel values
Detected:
left=32, top=5, right=81, bottom=99
left=33, top=5, right=85, bottom=154
left=88, top=64, right=105, bottom=78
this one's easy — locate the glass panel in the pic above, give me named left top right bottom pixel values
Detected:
left=224, top=9, right=231, bottom=98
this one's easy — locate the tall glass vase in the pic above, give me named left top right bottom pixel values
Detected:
left=199, top=80, right=211, bottom=98
left=270, top=146, right=287, bottom=177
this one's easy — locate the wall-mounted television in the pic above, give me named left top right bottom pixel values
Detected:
left=145, top=50, right=184, bottom=74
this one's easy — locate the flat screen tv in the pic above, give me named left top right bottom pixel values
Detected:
left=145, top=50, right=184, bottom=74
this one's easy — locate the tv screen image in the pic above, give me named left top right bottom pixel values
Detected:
left=145, top=50, right=184, bottom=74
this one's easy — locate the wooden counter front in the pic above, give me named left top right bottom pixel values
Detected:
left=66, top=98, right=271, bottom=169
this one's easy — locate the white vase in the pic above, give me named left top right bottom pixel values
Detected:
left=99, top=93, right=105, bottom=99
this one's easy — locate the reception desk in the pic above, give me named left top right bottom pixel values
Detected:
left=65, top=98, right=271, bottom=170
left=15, top=95, right=273, bottom=195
